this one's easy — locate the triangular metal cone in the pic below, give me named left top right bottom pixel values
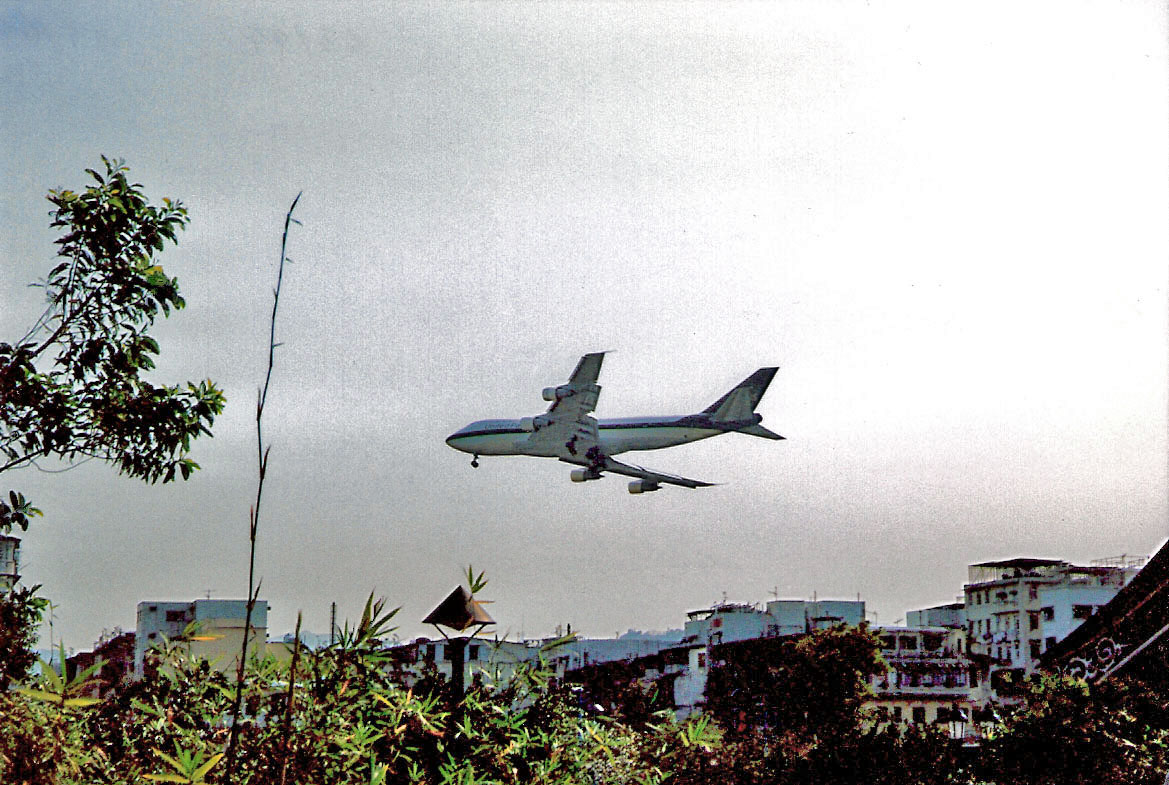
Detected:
left=423, top=586, right=495, bottom=632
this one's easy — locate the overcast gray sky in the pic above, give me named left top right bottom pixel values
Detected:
left=3, top=2, right=1167, bottom=650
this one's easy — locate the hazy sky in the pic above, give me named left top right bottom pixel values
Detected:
left=3, top=2, right=1167, bottom=651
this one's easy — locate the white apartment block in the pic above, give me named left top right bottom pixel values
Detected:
left=0, top=534, right=19, bottom=592
left=869, top=626, right=975, bottom=727
left=963, top=558, right=1137, bottom=677
left=682, top=598, right=866, bottom=647
left=134, top=598, right=268, bottom=678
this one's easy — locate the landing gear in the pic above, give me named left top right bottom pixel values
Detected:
left=471, top=455, right=480, bottom=468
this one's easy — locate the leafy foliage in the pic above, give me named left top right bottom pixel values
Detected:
left=0, top=597, right=721, bottom=784
left=702, top=625, right=969, bottom=784
left=0, top=157, right=225, bottom=531
left=0, top=583, right=48, bottom=689
left=3, top=614, right=1169, bottom=783
left=980, top=673, right=1169, bottom=785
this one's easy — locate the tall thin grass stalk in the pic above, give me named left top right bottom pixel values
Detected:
left=277, top=612, right=302, bottom=785
left=224, top=193, right=302, bottom=782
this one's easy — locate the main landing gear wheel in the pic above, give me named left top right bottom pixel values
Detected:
left=471, top=455, right=480, bottom=468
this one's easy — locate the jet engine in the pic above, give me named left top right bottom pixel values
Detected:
left=542, top=385, right=574, bottom=402
left=519, top=415, right=552, bottom=432
left=628, top=479, right=661, bottom=494
left=570, top=467, right=602, bottom=482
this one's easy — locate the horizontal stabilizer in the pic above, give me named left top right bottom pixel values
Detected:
left=736, top=423, right=785, bottom=440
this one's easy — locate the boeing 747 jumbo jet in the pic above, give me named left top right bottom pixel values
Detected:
left=446, top=353, right=784, bottom=494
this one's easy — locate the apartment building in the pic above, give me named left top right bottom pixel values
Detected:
left=963, top=558, right=1138, bottom=682
left=134, top=598, right=268, bottom=678
left=869, top=626, right=976, bottom=727
left=682, top=598, right=866, bottom=647
left=0, top=534, right=20, bottom=592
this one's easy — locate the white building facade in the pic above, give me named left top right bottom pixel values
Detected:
left=0, top=534, right=19, bottom=592
left=135, top=598, right=268, bottom=677
left=963, top=558, right=1137, bottom=680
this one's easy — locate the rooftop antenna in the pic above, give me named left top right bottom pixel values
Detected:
left=204, top=589, right=214, bottom=600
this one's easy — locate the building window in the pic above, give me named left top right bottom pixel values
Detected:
left=1029, top=640, right=1041, bottom=660
left=165, top=610, right=186, bottom=623
left=899, top=636, right=918, bottom=650
left=1073, top=605, right=1094, bottom=620
left=1045, top=637, right=1056, bottom=652
left=1028, top=585, right=1038, bottom=601
left=912, top=706, right=927, bottom=724
left=1042, top=607, right=1055, bottom=621
left=1028, top=611, right=1040, bottom=631
left=697, top=652, right=707, bottom=669
left=469, top=645, right=480, bottom=661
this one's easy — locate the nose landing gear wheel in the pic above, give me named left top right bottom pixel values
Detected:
left=471, top=455, right=480, bottom=468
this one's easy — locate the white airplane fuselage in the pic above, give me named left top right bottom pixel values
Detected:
left=446, top=416, right=730, bottom=459
left=446, top=356, right=782, bottom=491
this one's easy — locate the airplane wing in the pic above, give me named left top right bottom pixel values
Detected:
left=558, top=455, right=715, bottom=490
left=600, top=457, right=716, bottom=489
left=522, top=352, right=606, bottom=458
left=547, top=351, right=605, bottom=415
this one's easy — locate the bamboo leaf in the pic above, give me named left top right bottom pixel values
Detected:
left=192, top=752, right=224, bottom=780
left=17, top=688, right=64, bottom=704
left=64, top=696, right=103, bottom=708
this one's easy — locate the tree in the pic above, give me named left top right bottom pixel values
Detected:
left=0, top=584, right=48, bottom=689
left=981, top=673, right=1169, bottom=785
left=702, top=625, right=969, bottom=784
left=0, top=157, right=225, bottom=531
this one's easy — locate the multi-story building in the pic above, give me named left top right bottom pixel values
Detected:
left=963, top=558, right=1138, bottom=683
left=681, top=598, right=866, bottom=647
left=134, top=598, right=268, bottom=678
left=0, top=534, right=20, bottom=592
left=869, top=626, right=977, bottom=727
left=402, top=632, right=684, bottom=689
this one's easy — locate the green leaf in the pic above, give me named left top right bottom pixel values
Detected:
left=64, top=696, right=103, bottom=708
left=17, top=688, right=64, bottom=704
left=191, top=752, right=224, bottom=780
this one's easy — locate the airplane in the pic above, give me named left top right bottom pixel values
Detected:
left=445, top=352, right=784, bottom=494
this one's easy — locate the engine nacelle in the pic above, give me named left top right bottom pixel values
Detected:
left=520, top=415, right=551, bottom=432
left=542, top=385, right=574, bottom=402
left=628, top=479, right=661, bottom=494
left=570, top=468, right=602, bottom=483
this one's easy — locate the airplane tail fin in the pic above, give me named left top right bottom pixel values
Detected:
left=701, top=367, right=783, bottom=439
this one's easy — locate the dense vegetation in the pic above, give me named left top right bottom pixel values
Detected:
left=2, top=616, right=1167, bottom=784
